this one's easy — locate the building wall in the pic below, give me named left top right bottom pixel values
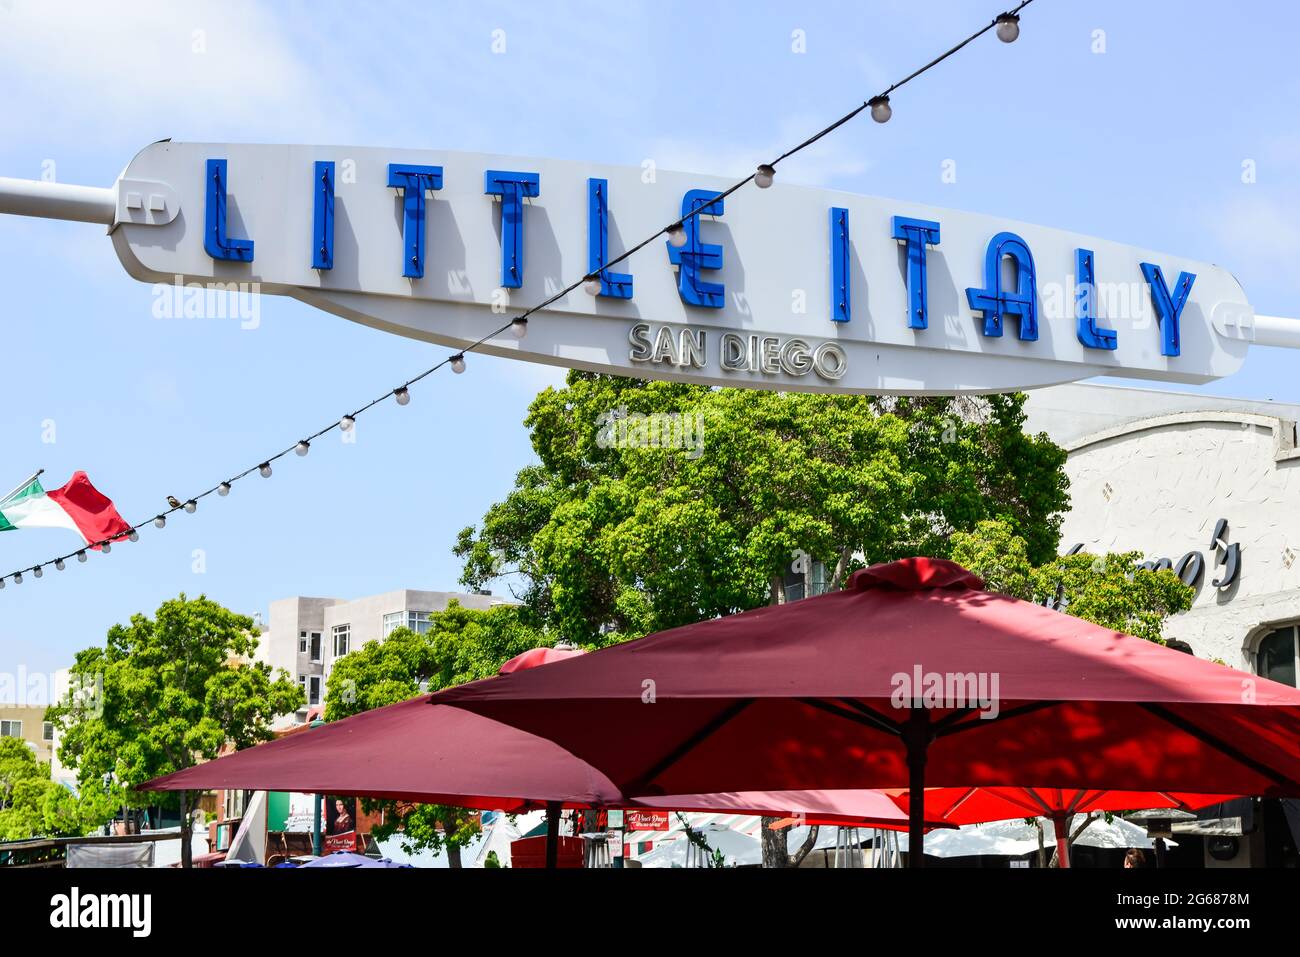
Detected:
left=1024, top=383, right=1300, bottom=670
left=0, top=704, right=55, bottom=765
left=255, top=589, right=510, bottom=726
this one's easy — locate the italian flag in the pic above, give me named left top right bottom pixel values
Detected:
left=0, top=472, right=131, bottom=548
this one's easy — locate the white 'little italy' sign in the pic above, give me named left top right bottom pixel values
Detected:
left=9, top=142, right=1273, bottom=395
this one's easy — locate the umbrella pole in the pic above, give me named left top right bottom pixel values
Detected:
left=1051, top=812, right=1071, bottom=869
left=904, top=707, right=931, bottom=869
left=545, top=801, right=561, bottom=870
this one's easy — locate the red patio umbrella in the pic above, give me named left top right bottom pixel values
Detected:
left=499, top=645, right=586, bottom=674
left=623, top=788, right=956, bottom=831
left=884, top=787, right=1236, bottom=867
left=435, top=558, right=1300, bottom=866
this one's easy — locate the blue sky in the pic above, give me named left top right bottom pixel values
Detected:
left=1, top=0, right=1298, bottom=681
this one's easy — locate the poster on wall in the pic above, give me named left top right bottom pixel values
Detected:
left=323, top=795, right=360, bottom=852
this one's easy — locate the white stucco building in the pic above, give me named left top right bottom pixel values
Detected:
left=1024, top=382, right=1300, bottom=688
left=253, top=588, right=512, bottom=726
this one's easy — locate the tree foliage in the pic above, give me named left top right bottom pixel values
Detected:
left=0, top=736, right=114, bottom=841
left=455, top=374, right=1069, bottom=644
left=46, top=594, right=302, bottom=865
left=950, top=519, right=1195, bottom=643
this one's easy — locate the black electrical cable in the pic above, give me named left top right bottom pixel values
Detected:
left=1, top=2, right=1036, bottom=586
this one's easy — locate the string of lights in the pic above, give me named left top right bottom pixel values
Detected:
left=0, top=1, right=1035, bottom=588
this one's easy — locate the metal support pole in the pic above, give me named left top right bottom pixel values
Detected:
left=904, top=707, right=931, bottom=869
left=545, top=801, right=561, bottom=870
left=0, top=177, right=115, bottom=225
left=1051, top=811, right=1071, bottom=869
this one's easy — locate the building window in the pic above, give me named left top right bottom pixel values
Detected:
left=298, top=631, right=308, bottom=653
left=308, top=675, right=322, bottom=706
left=223, top=789, right=248, bottom=821
left=308, top=631, right=322, bottom=663
left=784, top=559, right=828, bottom=603
left=384, top=611, right=434, bottom=636
left=0, top=720, right=21, bottom=738
left=1255, top=625, right=1299, bottom=688
left=42, top=722, right=54, bottom=742
left=332, top=624, right=350, bottom=658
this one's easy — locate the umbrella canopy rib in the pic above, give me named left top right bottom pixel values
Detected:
left=1140, top=702, right=1291, bottom=789
left=623, top=698, right=756, bottom=795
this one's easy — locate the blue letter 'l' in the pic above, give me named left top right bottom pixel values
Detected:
left=313, top=161, right=334, bottom=271
left=1140, top=262, right=1195, bottom=357
left=388, top=164, right=443, bottom=278
left=587, top=178, right=632, bottom=299
left=892, top=216, right=940, bottom=330
left=830, top=208, right=851, bottom=323
left=1075, top=248, right=1116, bottom=350
left=666, top=189, right=725, bottom=308
left=204, top=159, right=254, bottom=262
left=485, top=170, right=540, bottom=288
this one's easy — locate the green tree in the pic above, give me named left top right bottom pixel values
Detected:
left=454, top=374, right=1071, bottom=867
left=456, top=375, right=1068, bottom=646
left=324, top=601, right=546, bottom=867
left=0, top=736, right=114, bottom=840
left=47, top=594, right=303, bottom=867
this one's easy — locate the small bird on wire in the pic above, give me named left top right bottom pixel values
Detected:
left=166, top=495, right=182, bottom=509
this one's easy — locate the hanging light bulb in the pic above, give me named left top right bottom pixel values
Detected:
left=295, top=440, right=310, bottom=457
left=33, top=566, right=42, bottom=579
left=259, top=462, right=273, bottom=478
left=101, top=541, right=111, bottom=554
left=0, top=578, right=5, bottom=590
left=128, top=529, right=139, bottom=542
left=510, top=317, right=528, bottom=339
left=394, top=387, right=410, bottom=406
left=55, top=558, right=65, bottom=571
left=218, top=482, right=231, bottom=496
left=754, top=164, right=776, bottom=189
left=184, top=500, right=197, bottom=513
left=995, top=12, right=1020, bottom=43
left=154, top=515, right=166, bottom=529
left=450, top=354, right=466, bottom=374
left=583, top=273, right=603, bottom=296
left=666, top=223, right=688, bottom=248
left=340, top=415, right=355, bottom=432
left=13, top=572, right=22, bottom=585
left=869, top=95, right=892, bottom=123
left=76, top=550, right=87, bottom=563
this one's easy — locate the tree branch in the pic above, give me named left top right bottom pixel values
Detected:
left=789, top=824, right=820, bottom=867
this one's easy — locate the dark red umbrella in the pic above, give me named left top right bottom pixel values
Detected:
left=885, top=787, right=1236, bottom=867
left=436, top=558, right=1300, bottom=866
left=142, top=696, right=623, bottom=812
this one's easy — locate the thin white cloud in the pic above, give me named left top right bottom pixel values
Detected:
left=0, top=0, right=342, bottom=146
